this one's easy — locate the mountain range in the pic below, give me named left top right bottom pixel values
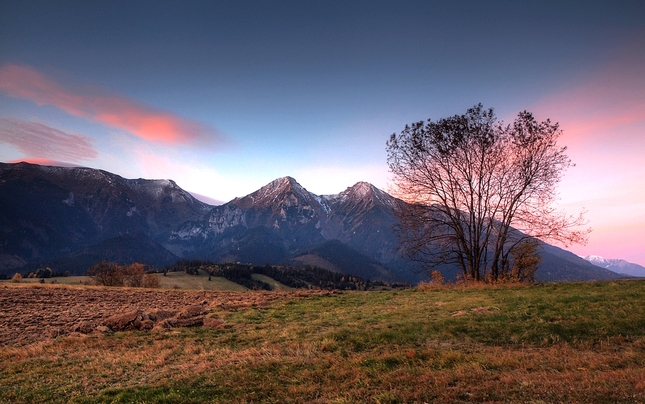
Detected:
left=0, top=162, right=622, bottom=283
left=584, top=255, right=645, bottom=277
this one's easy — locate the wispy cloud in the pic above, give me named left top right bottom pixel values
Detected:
left=0, top=117, right=98, bottom=163
left=0, top=64, right=224, bottom=145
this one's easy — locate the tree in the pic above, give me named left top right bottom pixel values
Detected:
left=386, top=104, right=588, bottom=282
left=508, top=239, right=541, bottom=283
left=87, top=261, right=153, bottom=287
left=142, top=273, right=161, bottom=288
left=87, top=261, right=124, bottom=286
left=121, top=263, right=146, bottom=287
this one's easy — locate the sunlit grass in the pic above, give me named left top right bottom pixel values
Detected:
left=2, top=280, right=645, bottom=403
left=8, top=271, right=253, bottom=291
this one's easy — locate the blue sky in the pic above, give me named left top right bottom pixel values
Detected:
left=1, top=1, right=644, bottom=264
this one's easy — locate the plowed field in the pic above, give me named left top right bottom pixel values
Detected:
left=0, top=284, right=330, bottom=346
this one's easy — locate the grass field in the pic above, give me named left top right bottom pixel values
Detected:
left=10, top=271, right=257, bottom=291
left=1, top=280, right=644, bottom=403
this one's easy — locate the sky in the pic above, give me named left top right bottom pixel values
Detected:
left=0, top=1, right=643, bottom=265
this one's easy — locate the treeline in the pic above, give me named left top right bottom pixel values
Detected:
left=25, top=267, right=70, bottom=279
left=163, top=260, right=385, bottom=291
left=1, top=267, right=71, bottom=281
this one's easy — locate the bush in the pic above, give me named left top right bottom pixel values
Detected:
left=11, top=273, right=22, bottom=283
left=142, top=273, right=161, bottom=288
left=87, top=262, right=158, bottom=288
left=88, top=261, right=124, bottom=286
left=122, top=263, right=146, bottom=287
left=430, top=270, right=444, bottom=284
left=35, top=267, right=53, bottom=278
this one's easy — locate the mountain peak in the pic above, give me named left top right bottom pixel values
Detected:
left=259, top=176, right=308, bottom=197
left=333, top=181, right=398, bottom=209
left=348, top=181, right=374, bottom=197
left=584, top=255, right=606, bottom=263
left=234, top=176, right=313, bottom=210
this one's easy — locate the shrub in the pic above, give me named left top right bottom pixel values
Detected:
left=122, top=263, right=146, bottom=287
left=35, top=267, right=53, bottom=278
left=430, top=270, right=444, bottom=284
left=87, top=261, right=124, bottom=286
left=142, top=273, right=161, bottom=288
left=11, top=273, right=23, bottom=283
left=88, top=262, right=157, bottom=288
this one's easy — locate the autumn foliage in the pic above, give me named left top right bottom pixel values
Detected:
left=87, top=261, right=160, bottom=288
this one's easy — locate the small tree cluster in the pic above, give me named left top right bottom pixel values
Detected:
left=35, top=267, right=53, bottom=278
left=87, top=261, right=160, bottom=288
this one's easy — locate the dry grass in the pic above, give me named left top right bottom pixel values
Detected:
left=5, top=271, right=253, bottom=291
left=1, top=280, right=645, bottom=403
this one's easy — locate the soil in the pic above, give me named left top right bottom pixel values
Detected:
left=0, top=284, right=333, bottom=346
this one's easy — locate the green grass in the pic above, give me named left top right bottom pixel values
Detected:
left=2, top=280, right=645, bottom=403
left=158, top=270, right=249, bottom=291
left=251, top=273, right=296, bottom=291
left=9, top=271, right=275, bottom=291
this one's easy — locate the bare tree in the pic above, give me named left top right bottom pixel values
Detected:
left=386, top=104, right=588, bottom=282
left=87, top=261, right=149, bottom=287
left=88, top=261, right=123, bottom=286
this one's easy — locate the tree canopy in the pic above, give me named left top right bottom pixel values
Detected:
left=386, top=104, right=588, bottom=282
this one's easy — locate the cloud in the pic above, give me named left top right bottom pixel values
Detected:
left=7, top=158, right=86, bottom=167
left=0, top=64, right=224, bottom=145
left=0, top=117, right=98, bottom=163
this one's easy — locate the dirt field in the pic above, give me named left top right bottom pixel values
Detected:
left=0, top=284, right=331, bottom=347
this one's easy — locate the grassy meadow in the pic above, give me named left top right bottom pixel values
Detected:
left=8, top=270, right=275, bottom=292
left=1, top=280, right=645, bottom=403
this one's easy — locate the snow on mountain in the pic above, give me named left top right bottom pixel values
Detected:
left=584, top=255, right=645, bottom=277
left=585, top=255, right=608, bottom=266
left=1, top=162, right=629, bottom=283
left=323, top=181, right=399, bottom=210
left=233, top=176, right=315, bottom=209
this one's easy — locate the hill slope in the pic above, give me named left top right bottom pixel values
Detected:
left=0, top=162, right=621, bottom=283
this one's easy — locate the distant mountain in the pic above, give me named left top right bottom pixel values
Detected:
left=536, top=245, right=622, bottom=282
left=584, top=255, right=645, bottom=277
left=168, top=176, right=423, bottom=283
left=0, top=162, right=624, bottom=283
left=0, top=162, right=209, bottom=271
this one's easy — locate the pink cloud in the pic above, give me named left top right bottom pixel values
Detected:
left=0, top=64, right=223, bottom=145
left=7, top=158, right=85, bottom=168
left=0, top=117, right=98, bottom=163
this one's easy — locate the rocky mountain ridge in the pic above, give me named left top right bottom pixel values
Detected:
left=0, top=162, right=622, bottom=283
